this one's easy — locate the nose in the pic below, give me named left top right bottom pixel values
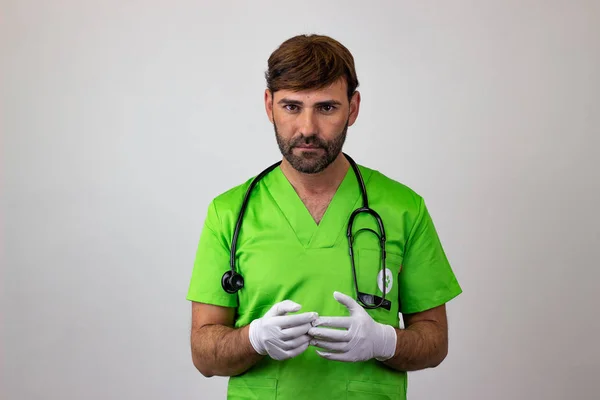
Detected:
left=299, top=109, right=318, bottom=136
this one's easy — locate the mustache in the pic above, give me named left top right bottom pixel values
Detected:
left=290, top=136, right=327, bottom=148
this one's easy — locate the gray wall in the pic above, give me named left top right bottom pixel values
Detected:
left=2, top=0, right=599, bottom=399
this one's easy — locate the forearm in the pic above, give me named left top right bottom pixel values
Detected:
left=382, top=321, right=448, bottom=372
left=191, top=324, right=263, bottom=377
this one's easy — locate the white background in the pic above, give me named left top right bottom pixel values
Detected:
left=2, top=1, right=599, bottom=399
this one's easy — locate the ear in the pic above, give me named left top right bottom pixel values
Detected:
left=264, top=89, right=274, bottom=124
left=347, top=91, right=361, bottom=127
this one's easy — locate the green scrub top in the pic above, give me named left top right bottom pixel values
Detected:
left=187, top=163, right=462, bottom=400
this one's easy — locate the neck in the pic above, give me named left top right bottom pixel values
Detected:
left=280, top=153, right=350, bottom=196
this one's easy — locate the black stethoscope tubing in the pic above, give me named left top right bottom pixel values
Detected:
left=221, top=153, right=391, bottom=310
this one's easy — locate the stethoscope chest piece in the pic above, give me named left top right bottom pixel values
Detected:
left=221, top=270, right=244, bottom=294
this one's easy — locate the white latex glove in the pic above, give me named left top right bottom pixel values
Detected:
left=249, top=300, right=318, bottom=361
left=308, top=291, right=397, bottom=362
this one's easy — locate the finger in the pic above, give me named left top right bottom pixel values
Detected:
left=316, top=350, right=352, bottom=362
left=312, top=316, right=351, bottom=329
left=276, top=312, right=318, bottom=329
left=308, top=327, right=349, bottom=342
left=280, top=323, right=312, bottom=340
left=265, top=334, right=310, bottom=352
left=265, top=300, right=302, bottom=317
left=333, top=291, right=361, bottom=313
left=268, top=339, right=308, bottom=361
left=281, top=334, right=311, bottom=350
left=283, top=340, right=310, bottom=359
left=310, top=339, right=348, bottom=352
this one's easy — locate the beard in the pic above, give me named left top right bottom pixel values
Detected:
left=274, top=119, right=349, bottom=174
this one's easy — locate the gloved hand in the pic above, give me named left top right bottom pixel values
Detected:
left=249, top=300, right=318, bottom=361
left=308, top=291, right=397, bottom=362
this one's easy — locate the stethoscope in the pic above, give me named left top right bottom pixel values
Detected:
left=221, top=153, right=392, bottom=310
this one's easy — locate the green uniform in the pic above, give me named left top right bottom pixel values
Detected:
left=187, top=163, right=462, bottom=399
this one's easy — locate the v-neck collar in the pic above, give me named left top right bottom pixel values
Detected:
left=263, top=163, right=373, bottom=249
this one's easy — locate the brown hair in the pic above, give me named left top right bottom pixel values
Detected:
left=265, top=34, right=359, bottom=100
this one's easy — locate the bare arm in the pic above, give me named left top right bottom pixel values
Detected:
left=382, top=304, right=449, bottom=371
left=190, top=302, right=263, bottom=377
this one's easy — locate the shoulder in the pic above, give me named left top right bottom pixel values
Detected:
left=199, top=175, right=256, bottom=242
left=209, top=176, right=255, bottom=216
left=209, top=159, right=282, bottom=212
left=361, top=165, right=424, bottom=212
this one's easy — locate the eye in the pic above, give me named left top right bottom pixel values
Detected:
left=319, top=105, right=336, bottom=113
left=284, top=104, right=299, bottom=112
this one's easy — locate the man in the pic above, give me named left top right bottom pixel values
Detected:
left=187, top=34, right=462, bottom=399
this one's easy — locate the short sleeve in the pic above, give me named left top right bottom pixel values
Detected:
left=186, top=200, right=238, bottom=307
left=398, top=197, right=462, bottom=314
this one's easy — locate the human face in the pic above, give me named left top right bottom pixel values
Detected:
left=265, top=79, right=360, bottom=174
